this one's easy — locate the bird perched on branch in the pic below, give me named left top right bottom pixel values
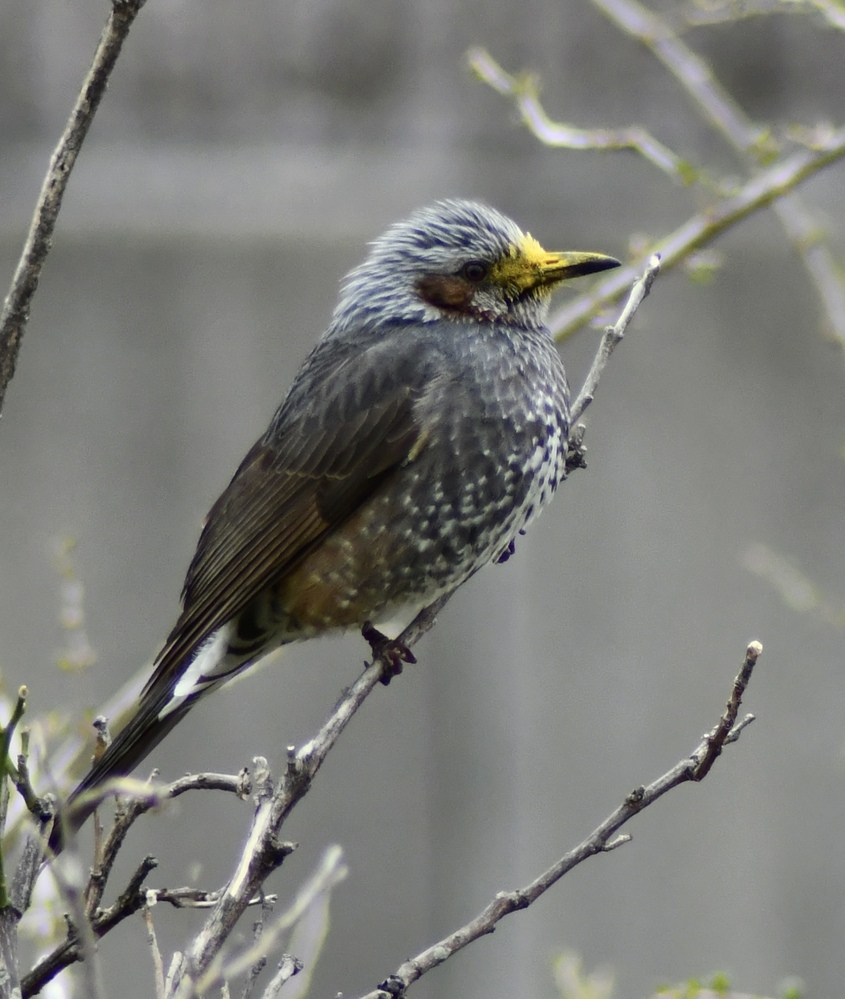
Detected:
left=52, top=199, right=619, bottom=851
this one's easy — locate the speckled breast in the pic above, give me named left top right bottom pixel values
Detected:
left=273, top=321, right=570, bottom=633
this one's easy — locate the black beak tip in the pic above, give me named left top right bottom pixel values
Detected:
left=572, top=256, right=622, bottom=279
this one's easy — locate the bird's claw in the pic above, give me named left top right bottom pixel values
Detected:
left=361, top=621, right=417, bottom=684
left=496, top=539, right=516, bottom=563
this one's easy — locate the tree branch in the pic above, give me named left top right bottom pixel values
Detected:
left=570, top=253, right=661, bottom=424
left=549, top=129, right=845, bottom=340
left=471, top=1, right=845, bottom=347
left=0, top=0, right=148, bottom=416
left=21, top=770, right=250, bottom=996
left=673, top=0, right=845, bottom=32
left=354, top=642, right=762, bottom=999
left=162, top=596, right=453, bottom=997
left=23, top=854, right=156, bottom=998
left=466, top=46, right=691, bottom=182
left=590, top=0, right=845, bottom=346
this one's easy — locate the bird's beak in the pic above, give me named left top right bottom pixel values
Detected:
left=536, top=250, right=622, bottom=284
left=493, top=235, right=621, bottom=293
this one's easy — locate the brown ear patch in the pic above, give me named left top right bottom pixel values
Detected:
left=416, top=274, right=474, bottom=312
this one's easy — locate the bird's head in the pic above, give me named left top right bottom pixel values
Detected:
left=332, top=199, right=620, bottom=331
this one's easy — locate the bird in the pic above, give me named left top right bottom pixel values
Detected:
left=52, top=199, right=619, bottom=850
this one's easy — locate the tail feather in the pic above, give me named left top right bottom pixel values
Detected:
left=48, top=622, right=273, bottom=856
left=48, top=696, right=191, bottom=855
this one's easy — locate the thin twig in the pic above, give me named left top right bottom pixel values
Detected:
left=23, top=770, right=250, bottom=995
left=690, top=640, right=761, bottom=780
left=591, top=0, right=845, bottom=345
left=570, top=254, right=661, bottom=423
left=22, top=877, right=280, bottom=998
left=550, top=128, right=845, bottom=339
left=24, top=854, right=158, bottom=997
left=354, top=642, right=762, bottom=999
left=240, top=892, right=274, bottom=999
left=72, top=769, right=250, bottom=918
left=152, top=887, right=278, bottom=911
left=0, top=0, right=148, bottom=415
left=172, top=846, right=347, bottom=999
left=143, top=905, right=166, bottom=999
left=0, top=687, right=30, bottom=850
left=259, top=954, right=302, bottom=999
left=466, top=47, right=690, bottom=181
left=673, top=0, right=845, bottom=38
left=47, top=849, right=111, bottom=999
left=162, top=596, right=450, bottom=997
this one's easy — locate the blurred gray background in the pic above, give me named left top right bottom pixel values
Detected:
left=2, top=2, right=845, bottom=997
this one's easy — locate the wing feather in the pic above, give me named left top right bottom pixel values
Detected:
left=144, top=333, right=434, bottom=694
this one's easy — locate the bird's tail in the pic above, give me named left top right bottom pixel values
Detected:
left=47, top=694, right=192, bottom=856
left=48, top=621, right=282, bottom=856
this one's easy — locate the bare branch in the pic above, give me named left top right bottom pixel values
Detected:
left=22, top=769, right=249, bottom=995
left=478, top=0, right=845, bottom=345
left=0, top=0, right=148, bottom=415
left=354, top=642, right=762, bottom=999
left=550, top=130, right=845, bottom=339
left=674, top=0, right=845, bottom=34
left=43, top=767, right=250, bottom=924
left=170, top=846, right=347, bottom=999
left=593, top=0, right=764, bottom=150
left=591, top=0, right=845, bottom=345
left=570, top=254, right=661, bottom=424
left=259, top=954, right=302, bottom=999
left=23, top=853, right=157, bottom=997
left=44, top=850, right=109, bottom=999
left=725, top=713, right=756, bottom=746
left=143, top=905, right=166, bottom=999
left=690, top=641, right=761, bottom=780
left=217, top=846, right=346, bottom=987
left=161, top=596, right=448, bottom=997
left=466, top=47, right=690, bottom=181
left=152, top=887, right=277, bottom=911
left=0, top=688, right=52, bottom=842
left=239, top=893, right=275, bottom=999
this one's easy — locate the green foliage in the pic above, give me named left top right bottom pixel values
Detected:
left=708, top=972, right=731, bottom=995
left=778, top=977, right=805, bottom=999
left=553, top=950, right=615, bottom=999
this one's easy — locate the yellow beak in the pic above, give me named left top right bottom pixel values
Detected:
left=536, top=250, right=621, bottom=284
left=492, top=234, right=620, bottom=293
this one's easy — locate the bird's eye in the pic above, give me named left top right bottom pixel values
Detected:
left=460, top=260, right=489, bottom=283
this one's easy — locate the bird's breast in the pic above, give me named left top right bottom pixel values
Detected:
left=271, top=325, right=569, bottom=633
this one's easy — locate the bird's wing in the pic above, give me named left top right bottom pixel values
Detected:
left=55, top=334, right=438, bottom=832
left=145, top=332, right=434, bottom=693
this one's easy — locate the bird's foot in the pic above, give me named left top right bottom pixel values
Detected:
left=362, top=621, right=417, bottom=684
left=496, top=539, right=516, bottom=563
left=496, top=528, right=527, bottom=564
left=564, top=434, right=588, bottom=475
